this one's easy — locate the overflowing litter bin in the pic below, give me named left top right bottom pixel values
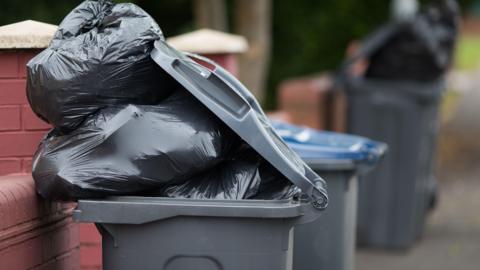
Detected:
left=70, top=40, right=328, bottom=270
left=72, top=43, right=328, bottom=269
left=29, top=1, right=330, bottom=269
left=273, top=121, right=386, bottom=270
left=339, top=0, right=459, bottom=249
left=29, top=0, right=328, bottom=206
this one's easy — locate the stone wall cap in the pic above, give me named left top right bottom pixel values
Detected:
left=167, top=28, right=248, bottom=54
left=0, top=20, right=57, bottom=49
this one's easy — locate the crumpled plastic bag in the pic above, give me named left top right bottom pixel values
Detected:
left=32, top=90, right=236, bottom=200
left=156, top=145, right=300, bottom=200
left=26, top=0, right=178, bottom=131
left=366, top=0, right=459, bottom=81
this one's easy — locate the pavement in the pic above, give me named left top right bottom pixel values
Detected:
left=356, top=174, right=480, bottom=270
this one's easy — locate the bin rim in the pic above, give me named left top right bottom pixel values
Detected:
left=73, top=196, right=320, bottom=225
left=341, top=76, right=445, bottom=102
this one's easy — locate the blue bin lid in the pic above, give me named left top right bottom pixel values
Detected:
left=272, top=121, right=387, bottom=172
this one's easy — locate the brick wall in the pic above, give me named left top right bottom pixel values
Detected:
left=277, top=74, right=347, bottom=132
left=0, top=49, right=86, bottom=270
left=0, top=50, right=50, bottom=175
left=0, top=174, right=80, bottom=269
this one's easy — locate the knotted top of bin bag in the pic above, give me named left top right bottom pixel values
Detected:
left=365, top=0, right=459, bottom=81
left=27, top=0, right=178, bottom=132
left=32, top=90, right=236, bottom=201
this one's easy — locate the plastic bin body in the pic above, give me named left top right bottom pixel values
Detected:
left=273, top=121, right=386, bottom=270
left=294, top=167, right=357, bottom=270
left=74, top=197, right=320, bottom=270
left=345, top=78, right=442, bottom=249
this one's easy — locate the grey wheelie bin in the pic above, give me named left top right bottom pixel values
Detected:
left=344, top=77, right=443, bottom=250
left=74, top=197, right=321, bottom=270
left=273, top=121, right=386, bottom=270
left=338, top=1, right=458, bottom=249
left=73, top=39, right=329, bottom=270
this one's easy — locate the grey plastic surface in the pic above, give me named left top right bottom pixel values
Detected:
left=303, top=158, right=357, bottom=171
left=150, top=40, right=327, bottom=210
left=294, top=168, right=358, bottom=270
left=344, top=77, right=442, bottom=249
left=74, top=197, right=319, bottom=270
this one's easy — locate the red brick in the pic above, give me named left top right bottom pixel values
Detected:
left=0, top=52, right=19, bottom=78
left=0, top=131, right=45, bottom=157
left=0, top=105, right=21, bottom=131
left=79, top=223, right=102, bottom=270
left=0, top=189, right=12, bottom=227
left=31, top=248, right=81, bottom=270
left=0, top=224, right=79, bottom=270
left=277, top=75, right=347, bottom=132
left=278, top=78, right=329, bottom=129
left=0, top=233, right=44, bottom=270
left=0, top=79, right=27, bottom=105
left=12, top=180, right=40, bottom=224
left=18, top=50, right=41, bottom=78
left=80, top=244, right=102, bottom=268
left=22, top=158, right=33, bottom=173
left=0, top=177, right=36, bottom=229
left=43, top=223, right=79, bottom=262
left=4, top=175, right=69, bottom=222
left=81, top=267, right=102, bottom=270
left=0, top=174, right=80, bottom=269
left=79, top=223, right=102, bottom=244
left=0, top=158, right=21, bottom=176
left=22, top=105, right=50, bottom=130
left=205, top=54, right=238, bottom=76
left=0, top=174, right=78, bottom=231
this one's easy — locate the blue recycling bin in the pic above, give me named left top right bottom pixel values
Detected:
left=273, top=121, right=386, bottom=270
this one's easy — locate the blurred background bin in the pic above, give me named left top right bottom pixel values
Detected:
left=344, top=77, right=444, bottom=250
left=339, top=1, right=458, bottom=248
left=273, top=121, right=386, bottom=270
left=73, top=197, right=321, bottom=270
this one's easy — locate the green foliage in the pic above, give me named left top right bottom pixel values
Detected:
left=1, top=0, right=78, bottom=25
left=266, top=0, right=390, bottom=109
left=132, top=0, right=194, bottom=37
left=265, top=0, right=472, bottom=109
left=0, top=0, right=194, bottom=37
left=0, top=0, right=472, bottom=109
left=455, top=36, right=480, bottom=70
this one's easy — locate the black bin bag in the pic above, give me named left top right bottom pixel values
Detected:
left=26, top=0, right=177, bottom=131
left=32, top=91, right=235, bottom=200
left=365, top=0, right=459, bottom=81
left=157, top=145, right=300, bottom=200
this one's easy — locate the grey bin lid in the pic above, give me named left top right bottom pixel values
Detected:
left=73, top=197, right=318, bottom=225
left=150, top=40, right=327, bottom=210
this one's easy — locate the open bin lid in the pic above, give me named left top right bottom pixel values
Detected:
left=272, top=121, right=387, bottom=173
left=150, top=40, right=327, bottom=210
